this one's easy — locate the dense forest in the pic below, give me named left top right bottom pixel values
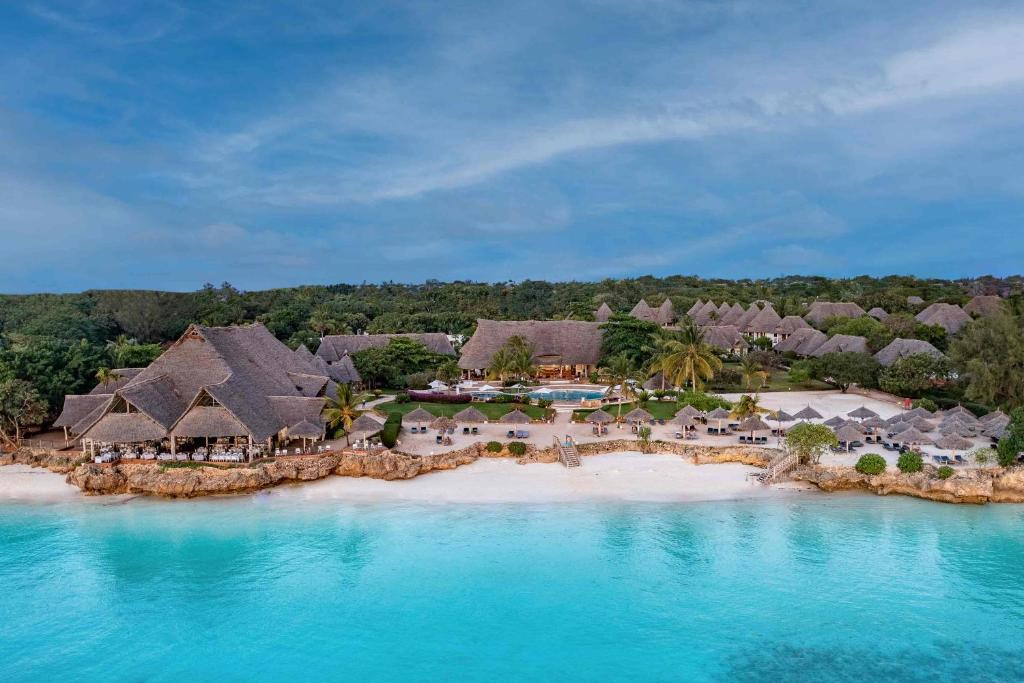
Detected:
left=1, top=274, right=1023, bottom=429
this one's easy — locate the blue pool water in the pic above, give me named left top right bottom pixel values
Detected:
left=476, top=389, right=606, bottom=401
left=2, top=495, right=1024, bottom=681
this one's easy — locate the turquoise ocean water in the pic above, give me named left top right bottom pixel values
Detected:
left=2, top=493, right=1024, bottom=682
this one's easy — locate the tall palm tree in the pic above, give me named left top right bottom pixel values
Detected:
left=730, top=394, right=762, bottom=421
left=487, top=348, right=512, bottom=382
left=649, top=321, right=722, bottom=391
left=95, top=367, right=122, bottom=387
left=106, top=335, right=136, bottom=368
left=323, top=383, right=359, bottom=444
left=599, top=354, right=643, bottom=420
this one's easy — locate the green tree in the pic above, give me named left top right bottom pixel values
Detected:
left=599, top=354, right=644, bottom=420
left=810, top=352, right=880, bottom=392
left=436, top=360, right=462, bottom=385
left=599, top=315, right=662, bottom=368
left=739, top=355, right=769, bottom=391
left=730, top=394, right=762, bottom=421
left=785, top=422, right=838, bottom=464
left=323, top=384, right=359, bottom=444
left=855, top=453, right=887, bottom=475
left=95, top=367, right=122, bottom=387
left=996, top=408, right=1024, bottom=468
left=878, top=354, right=951, bottom=397
left=0, top=379, right=48, bottom=447
left=826, top=316, right=893, bottom=352
left=949, top=313, right=1024, bottom=409
left=897, top=451, right=924, bottom=473
left=647, top=321, right=722, bottom=391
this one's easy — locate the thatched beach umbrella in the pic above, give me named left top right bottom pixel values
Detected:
left=673, top=414, right=698, bottom=430
left=402, top=407, right=435, bottom=424
left=861, top=416, right=887, bottom=431
left=706, top=407, right=732, bottom=432
left=894, top=427, right=932, bottom=445
left=840, top=419, right=866, bottom=433
left=675, top=405, right=703, bottom=419
left=934, top=434, right=973, bottom=451
left=737, top=415, right=771, bottom=439
left=453, top=406, right=487, bottom=423
left=349, top=414, right=384, bottom=434
left=767, top=409, right=794, bottom=422
left=623, top=408, right=653, bottom=424
left=904, top=406, right=935, bottom=419
left=430, top=416, right=456, bottom=432
left=848, top=406, right=879, bottom=420
left=980, top=410, right=1009, bottom=428
left=910, top=416, right=936, bottom=432
left=823, top=416, right=845, bottom=427
left=586, top=409, right=614, bottom=424
left=940, top=422, right=974, bottom=438
left=500, top=409, right=532, bottom=424
left=889, top=421, right=912, bottom=434
left=984, top=423, right=1008, bottom=440
left=793, top=406, right=822, bottom=420
left=834, top=424, right=863, bottom=450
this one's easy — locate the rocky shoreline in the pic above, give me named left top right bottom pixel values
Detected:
left=4, top=442, right=1024, bottom=503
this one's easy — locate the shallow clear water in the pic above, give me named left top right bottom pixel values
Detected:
left=474, top=389, right=607, bottom=401
left=2, top=494, right=1024, bottom=682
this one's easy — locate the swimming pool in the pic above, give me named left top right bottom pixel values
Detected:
left=473, top=388, right=607, bottom=402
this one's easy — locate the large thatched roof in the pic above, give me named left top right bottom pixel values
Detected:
left=915, top=303, right=971, bottom=335
left=594, top=302, right=614, bottom=323
left=458, top=319, right=603, bottom=370
left=775, top=315, right=810, bottom=336
left=702, top=325, right=748, bottom=353
left=61, top=323, right=331, bottom=444
left=585, top=408, right=614, bottom=424
left=87, top=368, right=145, bottom=395
left=774, top=328, right=827, bottom=356
left=499, top=409, right=532, bottom=424
left=316, top=333, right=454, bottom=362
left=804, top=302, right=867, bottom=326
left=734, top=304, right=761, bottom=330
left=963, top=295, right=1005, bottom=317
left=686, top=299, right=704, bottom=316
left=720, top=303, right=746, bottom=326
left=744, top=304, right=782, bottom=334
left=403, top=407, right=436, bottom=423
left=874, top=338, right=945, bottom=367
left=453, top=406, right=487, bottom=423
left=692, top=300, right=721, bottom=325
left=808, top=334, right=869, bottom=357
left=53, top=394, right=110, bottom=428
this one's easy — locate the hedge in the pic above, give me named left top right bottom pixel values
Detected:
left=381, top=412, right=402, bottom=448
left=855, top=453, right=887, bottom=475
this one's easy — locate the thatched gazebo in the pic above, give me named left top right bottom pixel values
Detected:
left=348, top=414, right=384, bottom=439
left=861, top=416, right=887, bottom=432
left=430, top=416, right=456, bottom=432
left=934, top=434, right=973, bottom=451
left=793, top=406, right=823, bottom=420
left=675, top=405, right=703, bottom=419
left=894, top=427, right=932, bottom=445
left=585, top=409, right=614, bottom=424
left=623, top=408, right=653, bottom=424
left=834, top=424, right=863, bottom=450
left=402, top=407, right=435, bottom=424
left=453, top=406, right=487, bottom=423
left=848, top=406, right=879, bottom=420
left=823, top=416, right=845, bottom=427
left=737, top=415, right=771, bottom=439
left=706, top=407, right=732, bottom=432
left=673, top=414, right=697, bottom=431
left=500, top=409, right=532, bottom=424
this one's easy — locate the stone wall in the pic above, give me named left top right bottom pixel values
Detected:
left=793, top=464, right=1024, bottom=504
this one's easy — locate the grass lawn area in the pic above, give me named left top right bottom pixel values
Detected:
left=572, top=400, right=681, bottom=422
left=717, top=363, right=831, bottom=392
left=374, top=400, right=549, bottom=421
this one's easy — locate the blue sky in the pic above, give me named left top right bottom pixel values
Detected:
left=2, top=1, right=1024, bottom=292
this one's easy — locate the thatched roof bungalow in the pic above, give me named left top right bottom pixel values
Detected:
left=804, top=302, right=867, bottom=327
left=867, top=307, right=889, bottom=321
left=702, top=326, right=749, bottom=355
left=915, top=303, right=971, bottom=335
left=317, top=333, right=455, bottom=360
left=964, top=295, right=1005, bottom=317
left=808, top=334, right=869, bottom=357
left=458, top=319, right=603, bottom=378
left=56, top=324, right=332, bottom=455
left=774, top=328, right=827, bottom=356
left=630, top=298, right=674, bottom=326
left=594, top=302, right=614, bottom=323
left=874, top=338, right=945, bottom=367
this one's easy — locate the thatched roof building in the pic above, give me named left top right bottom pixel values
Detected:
left=774, top=328, right=827, bottom=356
left=808, top=334, right=869, bottom=357
left=873, top=338, right=945, bottom=367
left=867, top=307, right=889, bottom=321
left=56, top=324, right=331, bottom=449
left=692, top=300, right=722, bottom=325
left=734, top=304, right=761, bottom=330
left=702, top=326, right=749, bottom=354
left=720, top=303, right=745, bottom=325
left=907, top=295, right=925, bottom=306
left=775, top=315, right=811, bottom=336
left=964, top=295, right=1005, bottom=317
left=630, top=298, right=674, bottom=326
left=915, top=303, right=971, bottom=335
left=594, top=302, right=614, bottom=323
left=744, top=304, right=782, bottom=335
left=458, top=319, right=603, bottom=374
left=804, top=302, right=867, bottom=327
left=686, top=299, right=704, bottom=316
left=317, top=333, right=455, bottom=361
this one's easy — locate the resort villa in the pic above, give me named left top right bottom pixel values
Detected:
left=313, top=332, right=456, bottom=386
left=458, top=319, right=603, bottom=379
left=54, top=323, right=335, bottom=460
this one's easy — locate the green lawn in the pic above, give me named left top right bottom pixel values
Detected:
left=715, top=363, right=831, bottom=392
left=374, top=400, right=549, bottom=421
left=571, top=400, right=681, bottom=422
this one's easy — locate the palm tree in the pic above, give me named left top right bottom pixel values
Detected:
left=730, top=394, right=762, bottom=421
left=95, top=367, right=122, bottom=387
left=309, top=308, right=338, bottom=339
left=487, top=348, right=512, bottom=382
left=740, top=355, right=769, bottom=391
left=599, top=354, right=643, bottom=420
left=323, top=384, right=359, bottom=444
left=644, top=331, right=679, bottom=390
left=488, top=336, right=536, bottom=382
left=649, top=321, right=722, bottom=391
left=106, top=335, right=136, bottom=368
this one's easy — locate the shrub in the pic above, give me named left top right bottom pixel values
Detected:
left=969, top=447, right=996, bottom=465
left=407, top=390, right=471, bottom=404
left=911, top=398, right=938, bottom=413
left=381, top=412, right=402, bottom=448
left=936, top=465, right=954, bottom=479
left=897, top=451, right=924, bottom=474
left=394, top=392, right=411, bottom=404
left=485, top=441, right=503, bottom=453
left=855, top=453, right=887, bottom=475
left=403, top=370, right=435, bottom=390
left=536, top=398, right=553, bottom=409
left=708, top=368, right=742, bottom=389
left=507, top=441, right=527, bottom=456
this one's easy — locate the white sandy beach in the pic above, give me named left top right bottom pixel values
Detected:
left=0, top=464, right=81, bottom=501
left=281, top=452, right=815, bottom=504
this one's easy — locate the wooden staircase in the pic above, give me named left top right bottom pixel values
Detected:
left=554, top=437, right=581, bottom=468
left=758, top=450, right=798, bottom=484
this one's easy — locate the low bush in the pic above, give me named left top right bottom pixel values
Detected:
left=969, top=447, right=996, bottom=465
left=394, top=392, right=411, bottom=404
left=855, top=453, right=887, bottom=475
left=897, top=451, right=924, bottom=474
left=485, top=441, right=503, bottom=453
left=507, top=441, right=527, bottom=456
left=381, top=412, right=402, bottom=448
left=936, top=465, right=954, bottom=480
left=911, top=398, right=938, bottom=413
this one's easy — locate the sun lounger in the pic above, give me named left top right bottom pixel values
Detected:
left=675, top=431, right=684, bottom=439
left=507, top=430, right=515, bottom=438
left=435, top=435, right=443, bottom=444
left=515, top=430, right=529, bottom=438
left=463, top=427, right=470, bottom=435
left=954, top=455, right=966, bottom=465
left=471, top=427, right=479, bottom=435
